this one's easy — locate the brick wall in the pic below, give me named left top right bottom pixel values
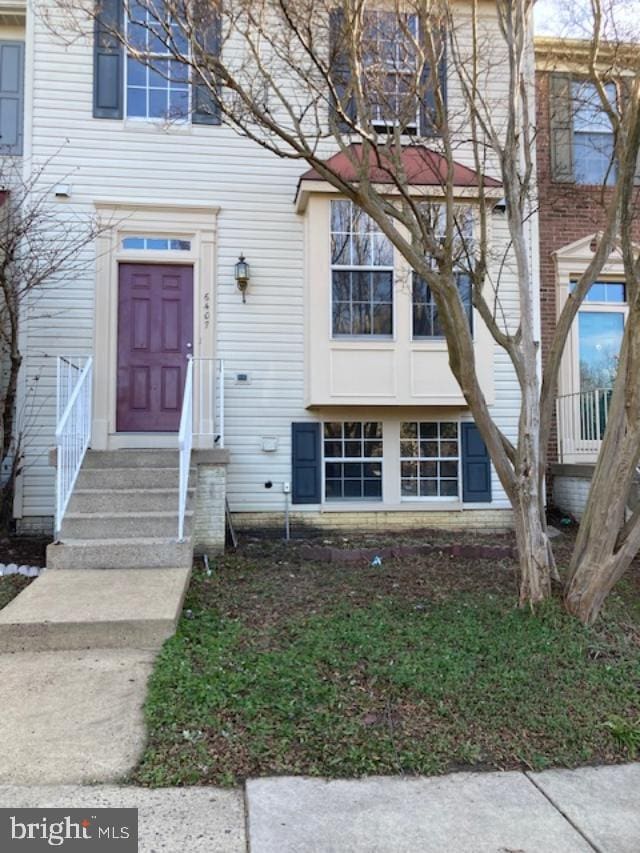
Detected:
left=232, top=508, right=514, bottom=536
left=193, top=463, right=227, bottom=555
left=536, top=71, right=640, bottom=487
left=15, top=516, right=54, bottom=536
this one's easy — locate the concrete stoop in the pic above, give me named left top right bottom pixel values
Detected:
left=47, top=449, right=195, bottom=571
left=0, top=567, right=191, bottom=652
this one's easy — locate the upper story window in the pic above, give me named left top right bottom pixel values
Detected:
left=126, top=1, right=190, bottom=120
left=363, top=11, right=419, bottom=132
left=572, top=81, right=617, bottom=185
left=93, top=0, right=220, bottom=125
left=330, top=9, right=445, bottom=135
left=331, top=200, right=394, bottom=336
left=549, top=73, right=619, bottom=186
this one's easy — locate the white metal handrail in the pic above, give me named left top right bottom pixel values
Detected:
left=178, top=357, right=194, bottom=542
left=556, top=387, right=612, bottom=463
left=55, top=356, right=93, bottom=535
left=177, top=357, right=224, bottom=540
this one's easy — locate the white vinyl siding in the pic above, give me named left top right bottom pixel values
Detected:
left=18, top=4, right=523, bottom=520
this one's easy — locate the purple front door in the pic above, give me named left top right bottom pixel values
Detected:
left=117, top=263, right=194, bottom=432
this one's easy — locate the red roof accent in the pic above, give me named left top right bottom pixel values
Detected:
left=299, top=144, right=501, bottom=189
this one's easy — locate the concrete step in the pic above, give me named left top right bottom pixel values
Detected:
left=68, top=487, right=194, bottom=514
left=75, top=467, right=195, bottom=491
left=46, top=537, right=193, bottom=571
left=83, top=449, right=181, bottom=469
left=60, top=511, right=192, bottom=541
left=0, top=567, right=191, bottom=651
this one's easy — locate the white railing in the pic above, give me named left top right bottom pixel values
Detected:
left=192, top=357, right=225, bottom=447
left=178, top=357, right=194, bottom=542
left=556, top=387, right=612, bottom=463
left=178, top=357, right=224, bottom=540
left=55, top=356, right=93, bottom=535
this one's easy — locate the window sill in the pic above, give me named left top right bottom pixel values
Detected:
left=552, top=178, right=616, bottom=189
left=122, top=119, right=194, bottom=135
left=320, top=501, right=463, bottom=513
left=330, top=337, right=395, bottom=345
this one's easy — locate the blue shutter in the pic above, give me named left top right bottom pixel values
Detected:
left=461, top=423, right=492, bottom=503
left=419, top=32, right=446, bottom=137
left=192, top=4, right=221, bottom=125
left=292, top=422, right=321, bottom=504
left=0, top=41, right=24, bottom=155
left=93, top=0, right=123, bottom=119
left=329, top=9, right=355, bottom=132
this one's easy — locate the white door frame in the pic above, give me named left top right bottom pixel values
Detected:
left=93, top=200, right=219, bottom=450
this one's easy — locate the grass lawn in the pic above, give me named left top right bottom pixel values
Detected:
left=133, top=532, right=640, bottom=787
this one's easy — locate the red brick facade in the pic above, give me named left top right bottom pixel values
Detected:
left=535, top=70, right=640, bottom=472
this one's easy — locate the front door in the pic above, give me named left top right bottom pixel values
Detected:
left=117, top=263, right=194, bottom=432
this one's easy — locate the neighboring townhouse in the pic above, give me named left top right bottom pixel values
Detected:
left=535, top=37, right=640, bottom=519
left=1, top=1, right=533, bottom=565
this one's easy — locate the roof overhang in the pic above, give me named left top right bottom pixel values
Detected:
left=294, top=143, right=502, bottom=213
left=295, top=180, right=503, bottom=213
left=0, top=0, right=26, bottom=24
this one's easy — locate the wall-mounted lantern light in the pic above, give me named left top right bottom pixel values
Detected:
left=235, top=253, right=250, bottom=302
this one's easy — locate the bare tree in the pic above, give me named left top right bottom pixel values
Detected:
left=0, top=159, right=99, bottom=531
left=51, top=0, right=640, bottom=618
left=561, top=47, right=640, bottom=623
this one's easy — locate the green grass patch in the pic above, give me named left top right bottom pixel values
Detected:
left=133, top=540, right=640, bottom=786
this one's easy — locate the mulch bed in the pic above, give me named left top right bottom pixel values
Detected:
left=0, top=535, right=50, bottom=568
left=0, top=535, right=51, bottom=610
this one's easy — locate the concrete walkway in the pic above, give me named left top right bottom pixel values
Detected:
left=0, top=648, right=155, bottom=784
left=0, top=566, right=191, bottom=784
left=0, top=764, right=637, bottom=852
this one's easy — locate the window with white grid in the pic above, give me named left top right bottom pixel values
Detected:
left=400, top=421, right=459, bottom=499
left=362, top=11, right=419, bottom=131
left=125, top=0, right=190, bottom=121
left=331, top=200, right=394, bottom=337
left=324, top=421, right=383, bottom=500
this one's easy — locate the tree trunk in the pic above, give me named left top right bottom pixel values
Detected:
left=565, top=553, right=630, bottom=626
left=0, top=347, right=21, bottom=534
left=564, top=440, right=639, bottom=624
left=513, top=479, right=554, bottom=606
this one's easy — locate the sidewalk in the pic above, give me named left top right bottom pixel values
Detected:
left=1, top=763, right=638, bottom=852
